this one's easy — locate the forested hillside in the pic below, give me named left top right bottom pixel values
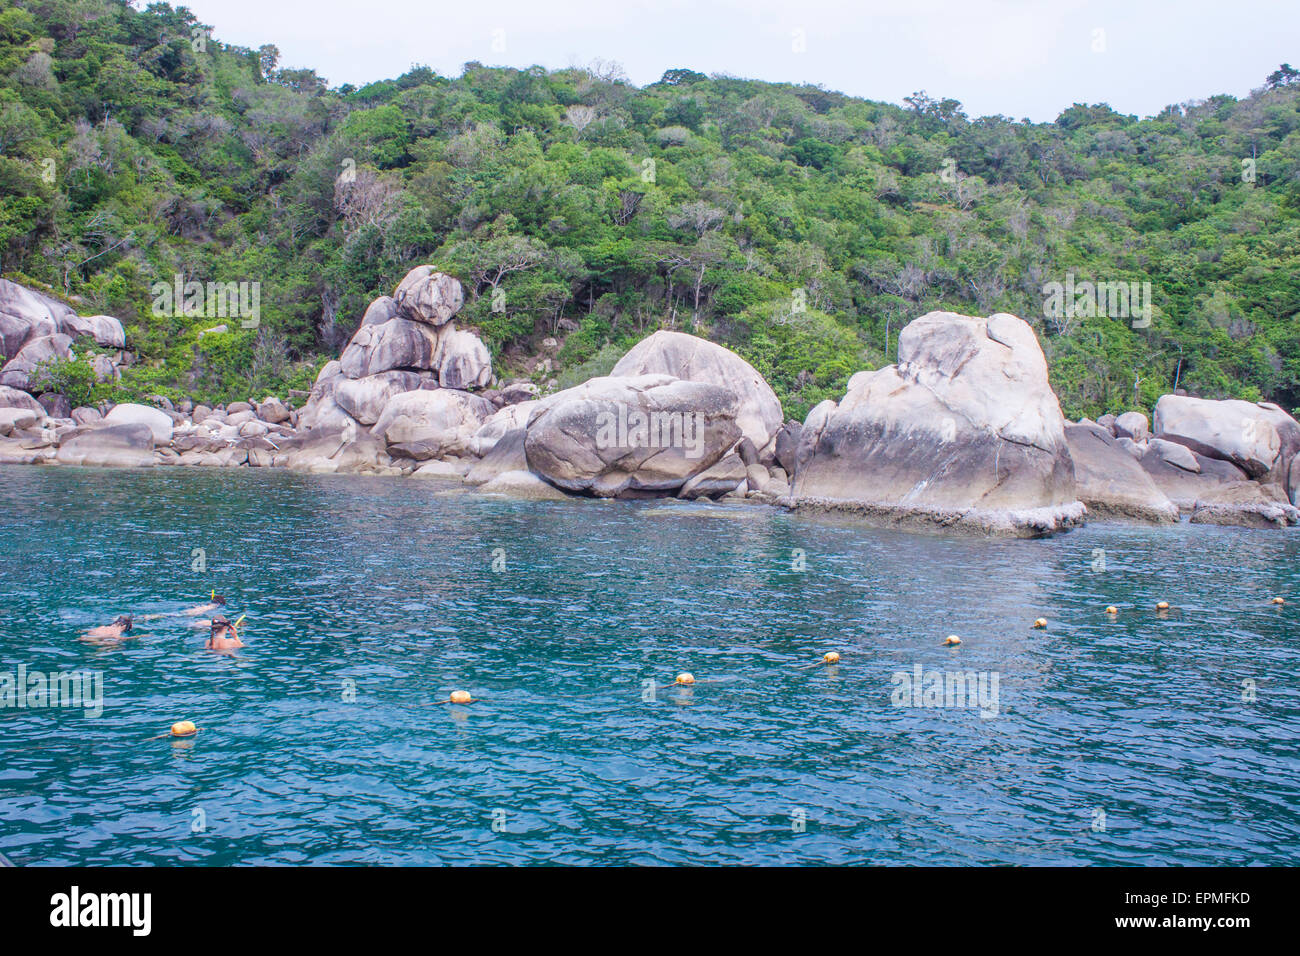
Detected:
left=3, top=0, right=1300, bottom=419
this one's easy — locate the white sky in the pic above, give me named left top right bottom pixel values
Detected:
left=175, top=0, right=1297, bottom=121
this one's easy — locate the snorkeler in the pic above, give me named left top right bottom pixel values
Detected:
left=184, top=592, right=227, bottom=616
left=205, top=615, right=245, bottom=650
left=83, top=615, right=134, bottom=641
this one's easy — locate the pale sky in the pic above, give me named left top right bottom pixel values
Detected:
left=175, top=0, right=1296, bottom=121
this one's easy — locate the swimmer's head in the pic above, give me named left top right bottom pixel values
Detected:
left=212, top=594, right=226, bottom=606
left=115, top=614, right=133, bottom=632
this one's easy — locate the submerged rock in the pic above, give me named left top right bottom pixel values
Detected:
left=791, top=311, right=1082, bottom=536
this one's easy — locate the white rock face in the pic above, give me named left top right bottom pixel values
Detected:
left=791, top=311, right=1082, bottom=536
left=104, top=403, right=173, bottom=444
left=394, top=268, right=463, bottom=326
left=611, top=330, right=782, bottom=455
left=523, top=373, right=743, bottom=497
left=1154, top=395, right=1300, bottom=487
left=372, top=389, right=495, bottom=460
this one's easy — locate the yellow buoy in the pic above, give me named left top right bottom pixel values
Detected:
left=675, top=672, right=695, bottom=685
left=823, top=652, right=840, bottom=664
left=170, top=720, right=198, bottom=738
left=1032, top=618, right=1047, bottom=629
left=1156, top=601, right=1170, bottom=611
left=943, top=635, right=962, bottom=646
left=449, top=690, right=473, bottom=704
left=1271, top=597, right=1285, bottom=605
left=1105, top=606, right=1118, bottom=615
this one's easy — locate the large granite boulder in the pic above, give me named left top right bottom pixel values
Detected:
left=0, top=280, right=126, bottom=391
left=468, top=401, right=536, bottom=457
left=790, top=311, right=1082, bottom=536
left=104, top=403, right=173, bottom=444
left=523, top=373, right=742, bottom=497
left=0, top=333, right=73, bottom=390
left=610, top=330, right=782, bottom=456
left=55, top=423, right=155, bottom=468
left=437, top=325, right=492, bottom=390
left=1153, top=395, right=1300, bottom=493
left=393, top=267, right=463, bottom=326
left=465, top=427, right=528, bottom=485
left=360, top=295, right=400, bottom=328
left=678, top=452, right=748, bottom=500
left=338, top=317, right=440, bottom=379
left=60, top=314, right=126, bottom=349
left=0, top=385, right=44, bottom=414
left=372, top=389, right=494, bottom=460
left=1064, top=423, right=1177, bottom=522
left=1113, top=411, right=1149, bottom=442
left=333, top=370, right=427, bottom=425
left=0, top=278, right=71, bottom=360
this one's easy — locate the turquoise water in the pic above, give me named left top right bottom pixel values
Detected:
left=0, top=463, right=1297, bottom=865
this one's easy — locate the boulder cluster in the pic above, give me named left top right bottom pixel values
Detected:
left=3, top=268, right=1299, bottom=536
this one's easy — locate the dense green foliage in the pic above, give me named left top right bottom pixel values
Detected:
left=3, top=0, right=1300, bottom=419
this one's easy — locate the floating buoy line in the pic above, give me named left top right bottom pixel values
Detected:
left=136, top=593, right=1283, bottom=739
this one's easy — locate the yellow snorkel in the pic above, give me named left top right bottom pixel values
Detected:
left=232, top=614, right=246, bottom=636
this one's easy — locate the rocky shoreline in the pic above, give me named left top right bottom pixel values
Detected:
left=2, top=270, right=1298, bottom=535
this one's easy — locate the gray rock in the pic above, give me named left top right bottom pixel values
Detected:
left=339, top=317, right=440, bottom=378
left=478, top=469, right=571, bottom=500
left=523, top=373, right=742, bottom=497
left=37, top=392, right=70, bottom=419
left=678, top=452, right=747, bottom=499
left=393, top=268, right=463, bottom=326
left=791, top=311, right=1083, bottom=537
left=436, top=325, right=492, bottom=389
left=333, top=370, right=425, bottom=425
left=1153, top=395, right=1300, bottom=487
left=55, top=423, right=155, bottom=468
left=0, top=385, right=43, bottom=413
left=104, top=403, right=173, bottom=444
left=774, top=420, right=801, bottom=476
left=1113, top=411, right=1149, bottom=441
left=610, top=329, right=783, bottom=455
left=372, top=388, right=495, bottom=460
left=0, top=332, right=73, bottom=390
left=464, top=428, right=528, bottom=485
left=255, top=396, right=292, bottom=424
left=1065, top=423, right=1178, bottom=523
